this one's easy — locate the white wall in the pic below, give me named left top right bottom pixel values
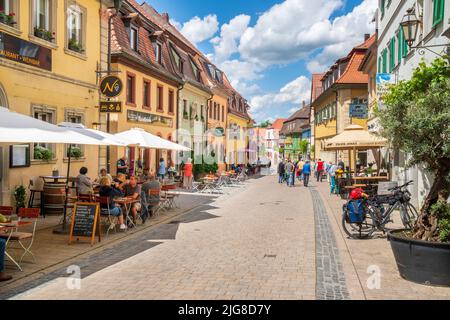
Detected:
left=377, top=0, right=449, bottom=207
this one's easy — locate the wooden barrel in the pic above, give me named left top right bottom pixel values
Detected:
left=43, top=182, right=66, bottom=215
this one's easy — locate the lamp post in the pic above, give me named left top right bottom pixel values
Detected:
left=106, top=0, right=123, bottom=173
left=400, top=8, right=450, bottom=58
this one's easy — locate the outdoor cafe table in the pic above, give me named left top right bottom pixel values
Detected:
left=114, top=197, right=139, bottom=228
left=1, top=221, right=32, bottom=270
left=199, top=176, right=220, bottom=194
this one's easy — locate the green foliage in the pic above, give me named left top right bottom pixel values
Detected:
left=13, top=185, right=26, bottom=209
left=0, top=11, right=15, bottom=26
left=259, top=120, right=272, bottom=128
left=430, top=201, right=450, bottom=242
left=67, top=146, right=83, bottom=159
left=34, top=146, right=53, bottom=161
left=34, top=27, right=54, bottom=41
left=68, top=38, right=84, bottom=53
left=377, top=58, right=450, bottom=172
left=299, top=139, right=309, bottom=155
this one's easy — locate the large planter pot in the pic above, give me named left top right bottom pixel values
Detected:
left=388, top=229, right=450, bottom=287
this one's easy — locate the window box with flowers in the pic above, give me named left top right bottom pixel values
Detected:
left=34, top=27, right=55, bottom=42
left=68, top=38, right=84, bottom=53
left=0, top=10, right=15, bottom=26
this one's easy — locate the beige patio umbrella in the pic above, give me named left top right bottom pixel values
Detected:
left=323, top=124, right=388, bottom=176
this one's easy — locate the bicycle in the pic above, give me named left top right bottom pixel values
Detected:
left=342, top=180, right=418, bottom=239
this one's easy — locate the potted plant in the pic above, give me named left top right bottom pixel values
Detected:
left=34, top=146, right=53, bottom=161
left=34, top=27, right=55, bottom=41
left=68, top=38, right=84, bottom=53
left=0, top=11, right=16, bottom=26
left=67, top=146, right=83, bottom=159
left=378, top=58, right=450, bottom=286
left=13, top=185, right=26, bottom=214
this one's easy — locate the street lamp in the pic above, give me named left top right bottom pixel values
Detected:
left=400, top=8, right=420, bottom=47
left=400, top=7, right=450, bottom=57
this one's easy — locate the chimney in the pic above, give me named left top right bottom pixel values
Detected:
left=162, top=12, right=169, bottom=23
left=302, top=101, right=306, bottom=109
left=364, top=33, right=370, bottom=41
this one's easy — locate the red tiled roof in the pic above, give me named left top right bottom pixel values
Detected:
left=270, top=119, right=286, bottom=130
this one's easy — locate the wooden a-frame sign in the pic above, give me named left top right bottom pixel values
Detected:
left=69, top=202, right=101, bottom=246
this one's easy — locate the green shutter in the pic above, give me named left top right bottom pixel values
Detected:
left=389, top=38, right=395, bottom=72
left=397, top=30, right=402, bottom=63
left=381, top=0, right=385, bottom=18
left=433, top=0, right=445, bottom=27
left=402, top=29, right=409, bottom=58
left=378, top=56, right=382, bottom=73
left=382, top=48, right=387, bottom=73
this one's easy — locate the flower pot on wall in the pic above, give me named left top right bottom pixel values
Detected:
left=388, top=229, right=450, bottom=287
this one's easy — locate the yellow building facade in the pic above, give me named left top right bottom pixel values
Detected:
left=207, top=91, right=228, bottom=171
left=0, top=0, right=102, bottom=205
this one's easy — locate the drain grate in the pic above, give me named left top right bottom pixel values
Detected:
left=264, top=254, right=277, bottom=258
left=286, top=218, right=294, bottom=221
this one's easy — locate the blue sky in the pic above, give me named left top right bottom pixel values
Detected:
left=144, top=0, right=377, bottom=123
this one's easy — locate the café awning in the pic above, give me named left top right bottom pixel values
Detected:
left=57, top=122, right=127, bottom=146
left=324, top=124, right=388, bottom=150
left=114, top=128, right=191, bottom=151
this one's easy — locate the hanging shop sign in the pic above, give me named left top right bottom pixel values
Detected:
left=0, top=31, right=52, bottom=71
left=376, top=73, right=395, bottom=110
left=100, top=75, right=123, bottom=98
left=99, top=101, right=122, bottom=113
left=349, top=103, right=368, bottom=119
left=127, top=110, right=173, bottom=128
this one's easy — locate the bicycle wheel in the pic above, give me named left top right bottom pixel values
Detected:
left=341, top=207, right=376, bottom=239
left=400, top=202, right=419, bottom=229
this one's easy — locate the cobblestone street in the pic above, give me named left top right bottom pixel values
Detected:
left=3, top=175, right=450, bottom=300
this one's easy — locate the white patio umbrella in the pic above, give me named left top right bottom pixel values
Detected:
left=0, top=108, right=112, bottom=145
left=114, top=128, right=191, bottom=151
left=0, top=108, right=122, bottom=234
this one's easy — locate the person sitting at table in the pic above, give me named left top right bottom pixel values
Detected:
left=139, top=168, right=150, bottom=183
left=122, top=176, right=141, bottom=227
left=0, top=238, right=12, bottom=282
left=95, top=168, right=113, bottom=185
left=77, top=167, right=94, bottom=195
left=167, top=162, right=176, bottom=179
left=113, top=173, right=127, bottom=190
left=98, top=177, right=126, bottom=231
left=142, top=173, right=161, bottom=217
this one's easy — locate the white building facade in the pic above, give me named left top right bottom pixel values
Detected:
left=377, top=0, right=450, bottom=207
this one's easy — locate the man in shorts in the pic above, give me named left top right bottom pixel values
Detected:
left=122, top=176, right=141, bottom=227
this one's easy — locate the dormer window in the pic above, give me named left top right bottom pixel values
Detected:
left=190, top=58, right=201, bottom=81
left=153, top=41, right=162, bottom=63
left=171, top=46, right=183, bottom=73
left=130, top=26, right=138, bottom=51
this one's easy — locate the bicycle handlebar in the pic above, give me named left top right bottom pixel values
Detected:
left=388, top=180, right=413, bottom=191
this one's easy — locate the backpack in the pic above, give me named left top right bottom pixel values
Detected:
left=349, top=188, right=364, bottom=200
left=346, top=199, right=366, bottom=223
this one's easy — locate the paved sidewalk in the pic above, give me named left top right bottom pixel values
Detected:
left=313, top=180, right=450, bottom=300
left=12, top=176, right=316, bottom=300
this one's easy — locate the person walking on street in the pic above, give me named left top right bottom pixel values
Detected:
left=302, top=160, right=311, bottom=187
left=158, top=158, right=166, bottom=181
left=316, top=159, right=324, bottom=182
left=297, top=158, right=305, bottom=182
left=285, top=160, right=294, bottom=187
left=183, top=158, right=193, bottom=190
left=328, top=162, right=339, bottom=194
left=277, top=159, right=285, bottom=184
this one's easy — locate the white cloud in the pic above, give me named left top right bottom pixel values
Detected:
left=238, top=0, right=345, bottom=66
left=210, top=14, right=251, bottom=62
left=172, top=15, right=219, bottom=44
left=218, top=59, right=263, bottom=83
left=250, top=76, right=311, bottom=113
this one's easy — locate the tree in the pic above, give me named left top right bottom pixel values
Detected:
left=259, top=120, right=272, bottom=128
left=378, top=57, right=450, bottom=242
left=299, top=139, right=309, bottom=156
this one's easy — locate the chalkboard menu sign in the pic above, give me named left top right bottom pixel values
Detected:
left=69, top=202, right=101, bottom=245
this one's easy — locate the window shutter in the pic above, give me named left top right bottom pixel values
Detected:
left=397, top=30, right=402, bottom=63
left=433, top=0, right=445, bottom=27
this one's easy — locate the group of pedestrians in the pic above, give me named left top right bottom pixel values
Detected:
left=277, top=157, right=345, bottom=192
left=277, top=157, right=311, bottom=187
